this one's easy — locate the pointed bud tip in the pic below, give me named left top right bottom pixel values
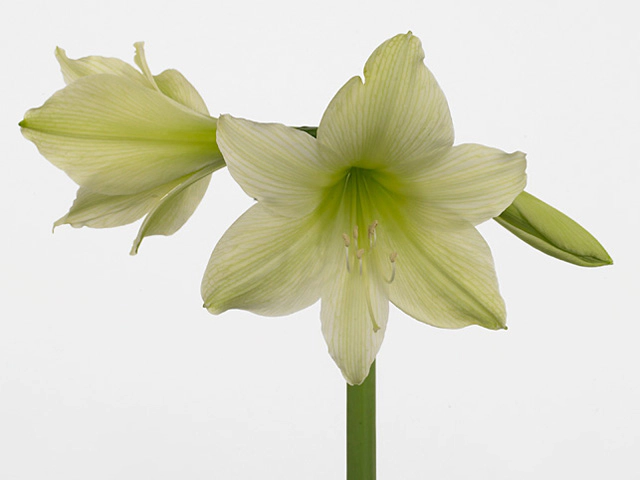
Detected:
left=202, top=299, right=225, bottom=315
left=130, top=236, right=142, bottom=256
left=496, top=191, right=613, bottom=268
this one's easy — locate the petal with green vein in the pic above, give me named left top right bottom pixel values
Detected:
left=320, top=243, right=389, bottom=386
left=388, top=224, right=506, bottom=330
left=55, top=47, right=147, bottom=86
left=20, top=74, right=219, bottom=195
left=318, top=32, right=454, bottom=171
left=217, top=115, right=333, bottom=217
left=202, top=204, right=323, bottom=316
left=131, top=165, right=221, bottom=254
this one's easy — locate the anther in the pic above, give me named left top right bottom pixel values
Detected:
left=387, top=252, right=397, bottom=283
left=368, top=220, right=378, bottom=247
left=342, top=233, right=350, bottom=247
left=356, top=249, right=364, bottom=275
left=353, top=225, right=359, bottom=244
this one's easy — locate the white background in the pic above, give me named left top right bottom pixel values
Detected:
left=1, top=1, right=638, bottom=479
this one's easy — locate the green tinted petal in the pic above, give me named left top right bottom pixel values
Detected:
left=133, top=42, right=161, bottom=91
left=154, top=69, right=209, bottom=115
left=320, top=244, right=389, bottom=386
left=20, top=74, right=219, bottom=195
left=54, top=185, right=171, bottom=229
left=55, top=47, right=147, bottom=86
left=388, top=224, right=506, bottom=330
left=396, top=144, right=526, bottom=225
left=217, top=115, right=333, bottom=217
left=131, top=163, right=222, bottom=254
left=318, top=32, right=453, bottom=171
left=495, top=191, right=613, bottom=267
left=202, top=204, right=323, bottom=316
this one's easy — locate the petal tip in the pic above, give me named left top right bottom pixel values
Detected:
left=52, top=216, right=67, bottom=232
left=202, top=299, right=225, bottom=315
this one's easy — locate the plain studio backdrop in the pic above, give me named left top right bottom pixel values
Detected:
left=1, top=1, right=637, bottom=479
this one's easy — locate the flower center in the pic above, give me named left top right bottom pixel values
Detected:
left=338, top=168, right=397, bottom=284
left=320, top=167, right=399, bottom=333
left=341, top=222, right=397, bottom=282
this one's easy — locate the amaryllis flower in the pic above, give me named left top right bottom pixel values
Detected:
left=20, top=43, right=223, bottom=253
left=201, top=33, right=527, bottom=384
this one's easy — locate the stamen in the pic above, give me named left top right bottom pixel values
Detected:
left=368, top=220, right=378, bottom=247
left=342, top=233, right=351, bottom=272
left=352, top=225, right=359, bottom=246
left=366, top=293, right=381, bottom=332
left=387, top=252, right=398, bottom=283
left=356, top=249, right=364, bottom=275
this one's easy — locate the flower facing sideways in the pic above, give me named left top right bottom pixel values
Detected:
left=20, top=43, right=224, bottom=254
left=201, top=33, right=527, bottom=385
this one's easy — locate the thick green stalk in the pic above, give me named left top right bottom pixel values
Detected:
left=347, top=361, right=376, bottom=480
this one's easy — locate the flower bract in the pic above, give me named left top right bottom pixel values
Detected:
left=202, top=32, right=527, bottom=385
left=20, top=43, right=224, bottom=253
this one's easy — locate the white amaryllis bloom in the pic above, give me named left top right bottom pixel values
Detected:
left=201, top=33, right=527, bottom=385
left=20, top=43, right=223, bottom=254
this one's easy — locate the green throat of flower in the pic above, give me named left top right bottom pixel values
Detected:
left=327, top=167, right=398, bottom=332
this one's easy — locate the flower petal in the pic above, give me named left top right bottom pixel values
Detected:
left=55, top=164, right=223, bottom=253
left=55, top=47, right=147, bottom=86
left=318, top=32, right=453, bottom=171
left=54, top=185, right=172, bottom=230
left=397, top=144, right=526, bottom=225
left=20, top=74, right=219, bottom=195
left=320, top=245, right=389, bottom=385
left=388, top=224, right=506, bottom=330
left=56, top=44, right=210, bottom=116
left=202, top=204, right=323, bottom=316
left=133, top=42, right=161, bottom=91
left=217, top=115, right=334, bottom=217
left=131, top=164, right=221, bottom=254
left=154, top=69, right=210, bottom=115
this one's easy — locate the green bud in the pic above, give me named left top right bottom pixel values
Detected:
left=495, top=191, right=612, bottom=267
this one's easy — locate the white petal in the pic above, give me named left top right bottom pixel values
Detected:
left=154, top=69, right=210, bottom=115
left=202, top=204, right=323, bottom=316
left=318, top=32, right=453, bottom=171
left=55, top=47, right=147, bottom=86
left=133, top=42, right=161, bottom=91
left=217, top=115, right=335, bottom=217
left=397, top=144, right=527, bottom=225
left=320, top=245, right=389, bottom=385
left=131, top=166, right=218, bottom=254
left=55, top=166, right=221, bottom=253
left=21, top=74, right=219, bottom=195
left=54, top=184, right=169, bottom=230
left=388, top=224, right=506, bottom=330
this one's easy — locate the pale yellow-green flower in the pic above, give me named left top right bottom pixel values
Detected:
left=201, top=33, right=527, bottom=385
left=20, top=43, right=224, bottom=253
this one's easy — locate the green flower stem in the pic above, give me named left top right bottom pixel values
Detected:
left=347, top=361, right=376, bottom=480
